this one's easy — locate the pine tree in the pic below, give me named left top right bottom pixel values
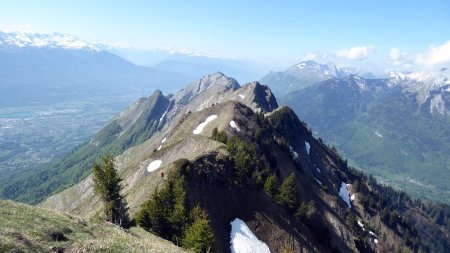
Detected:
left=264, top=175, right=279, bottom=197
left=135, top=173, right=187, bottom=240
left=92, top=153, right=129, bottom=228
left=182, top=205, right=216, bottom=253
left=277, top=173, right=300, bottom=210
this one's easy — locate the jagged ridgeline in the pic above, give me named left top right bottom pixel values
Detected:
left=2, top=73, right=448, bottom=252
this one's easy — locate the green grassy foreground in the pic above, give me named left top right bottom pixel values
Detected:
left=0, top=199, right=188, bottom=253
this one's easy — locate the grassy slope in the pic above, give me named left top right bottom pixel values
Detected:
left=0, top=199, right=188, bottom=253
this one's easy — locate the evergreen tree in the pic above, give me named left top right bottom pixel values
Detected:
left=277, top=173, right=300, bottom=210
left=182, top=205, right=216, bottom=253
left=211, top=127, right=227, bottom=143
left=135, top=173, right=187, bottom=240
left=264, top=175, right=279, bottom=197
left=92, top=153, right=129, bottom=228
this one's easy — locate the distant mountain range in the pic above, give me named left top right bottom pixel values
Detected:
left=0, top=31, right=192, bottom=107
left=260, top=61, right=450, bottom=203
left=260, top=60, right=376, bottom=96
left=110, top=47, right=266, bottom=83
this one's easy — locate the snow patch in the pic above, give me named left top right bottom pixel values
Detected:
left=230, top=218, right=271, bottom=253
left=239, top=94, right=245, bottom=99
left=369, top=231, right=377, bottom=237
left=315, top=178, right=323, bottom=186
left=357, top=220, right=365, bottom=231
left=374, top=239, right=378, bottom=244
left=230, top=120, right=241, bottom=132
left=338, top=182, right=351, bottom=208
left=297, top=62, right=307, bottom=69
left=157, top=137, right=167, bottom=151
left=289, top=145, right=299, bottom=160
left=350, top=194, right=356, bottom=201
left=193, top=115, right=217, bottom=134
left=147, top=160, right=162, bottom=172
left=314, top=164, right=321, bottom=173
left=305, top=141, right=311, bottom=155
left=374, top=131, right=383, bottom=138
left=159, top=109, right=168, bottom=123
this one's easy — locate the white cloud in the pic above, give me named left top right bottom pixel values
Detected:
left=416, top=41, right=450, bottom=68
left=335, top=45, right=376, bottom=60
left=388, top=48, right=414, bottom=68
left=301, top=52, right=317, bottom=61
left=388, top=41, right=450, bottom=71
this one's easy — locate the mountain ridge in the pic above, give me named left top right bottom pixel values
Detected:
left=34, top=73, right=449, bottom=253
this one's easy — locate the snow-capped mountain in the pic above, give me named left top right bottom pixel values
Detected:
left=0, top=31, right=191, bottom=107
left=285, top=60, right=346, bottom=79
left=387, top=68, right=450, bottom=114
left=0, top=31, right=100, bottom=50
left=388, top=68, right=449, bottom=88
left=260, top=60, right=376, bottom=96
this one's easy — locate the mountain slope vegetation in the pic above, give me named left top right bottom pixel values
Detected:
left=261, top=61, right=450, bottom=204
left=31, top=73, right=449, bottom=252
left=280, top=75, right=450, bottom=203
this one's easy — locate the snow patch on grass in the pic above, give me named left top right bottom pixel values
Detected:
left=230, top=120, right=241, bottom=132
left=230, top=218, right=270, bottom=253
left=339, top=182, right=351, bottom=208
left=239, top=94, right=245, bottom=99
left=193, top=115, right=217, bottom=134
left=157, top=145, right=162, bottom=151
left=147, top=160, right=162, bottom=172
left=351, top=194, right=355, bottom=201
left=161, top=137, right=166, bottom=143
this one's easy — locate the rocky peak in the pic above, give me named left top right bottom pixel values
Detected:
left=250, top=81, right=278, bottom=113
left=173, top=72, right=240, bottom=105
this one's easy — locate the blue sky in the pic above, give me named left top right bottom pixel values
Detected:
left=1, top=0, right=449, bottom=71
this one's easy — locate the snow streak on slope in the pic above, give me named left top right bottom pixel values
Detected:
left=193, top=115, right=218, bottom=134
left=339, top=182, right=351, bottom=208
left=305, top=141, right=311, bottom=155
